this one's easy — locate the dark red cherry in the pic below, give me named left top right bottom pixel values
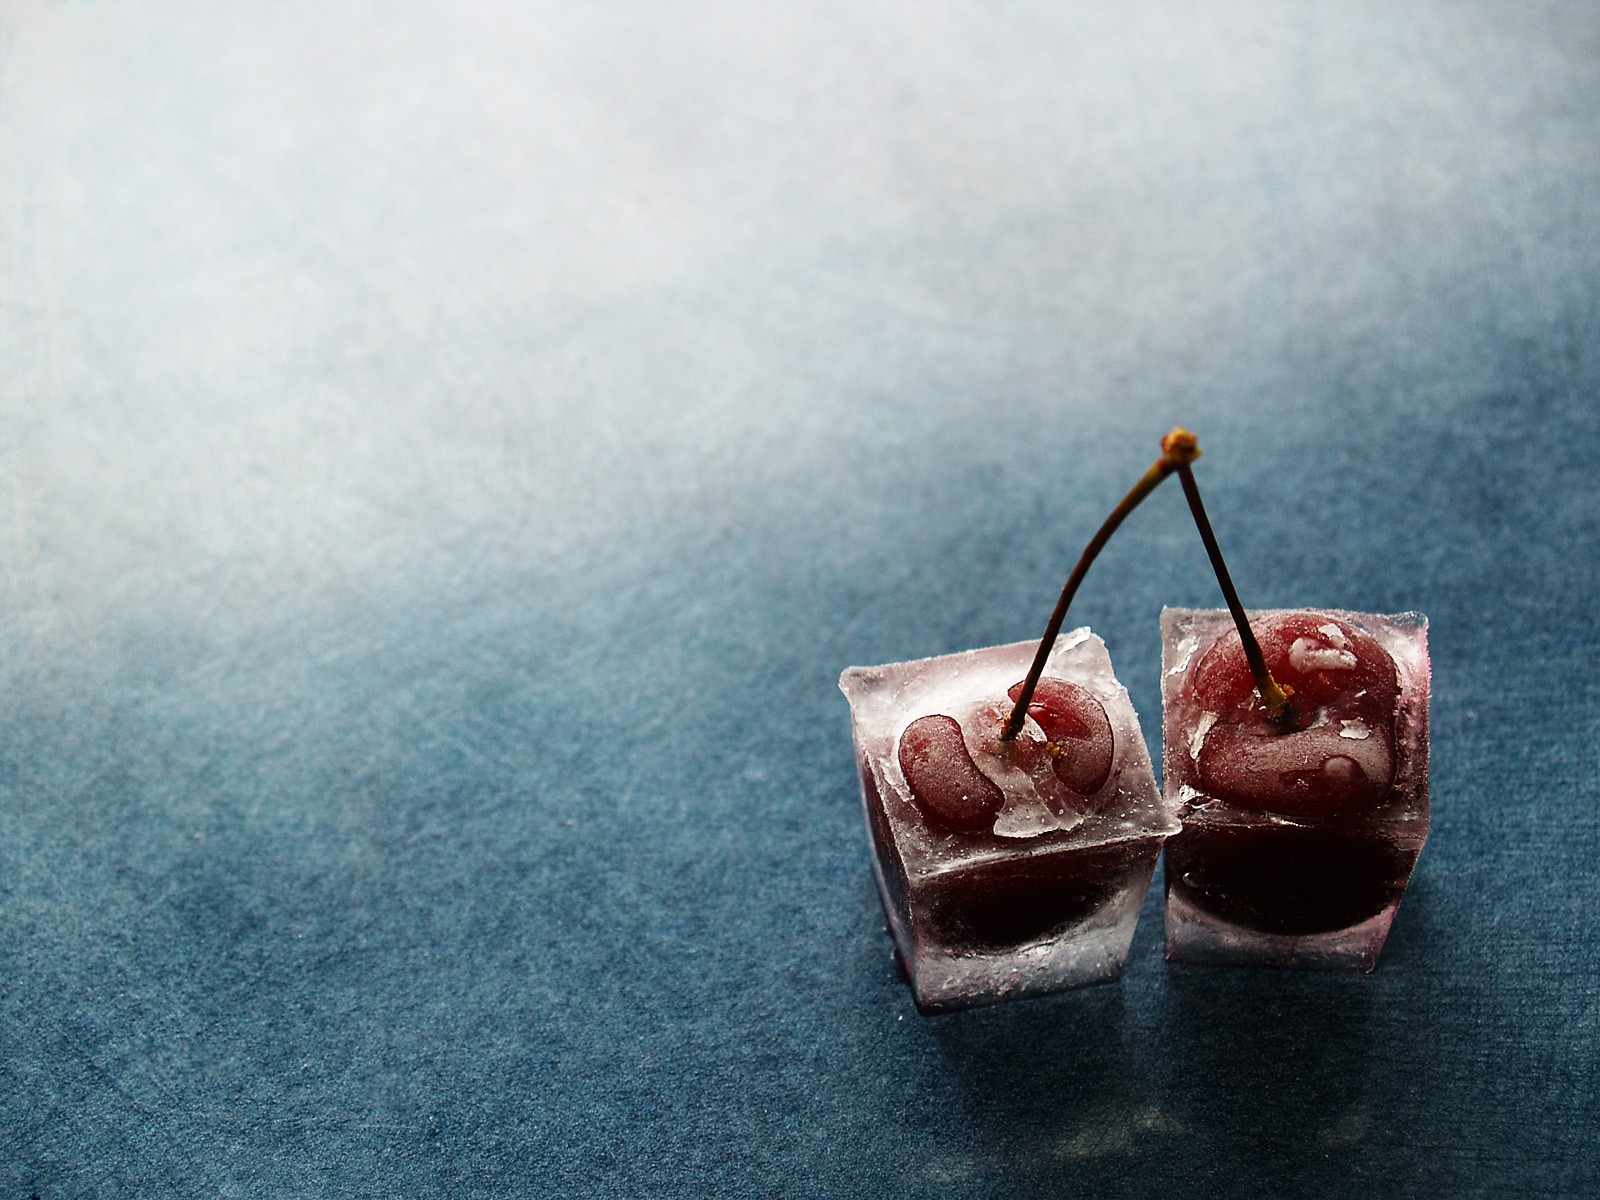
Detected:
left=1195, top=722, right=1395, bottom=816
left=1189, top=611, right=1400, bottom=816
left=1190, top=611, right=1398, bottom=724
left=898, top=714, right=1005, bottom=832
left=1006, top=678, right=1114, bottom=796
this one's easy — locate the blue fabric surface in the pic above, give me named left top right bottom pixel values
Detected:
left=2, top=2, right=1597, bottom=1196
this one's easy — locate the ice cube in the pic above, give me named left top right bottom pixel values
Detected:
left=839, top=630, right=1177, bottom=1013
left=1159, top=608, right=1431, bottom=972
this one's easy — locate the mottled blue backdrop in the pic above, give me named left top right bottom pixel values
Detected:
left=1, top=2, right=1595, bottom=1196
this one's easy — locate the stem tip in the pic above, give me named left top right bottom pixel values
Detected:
left=1161, top=427, right=1201, bottom=465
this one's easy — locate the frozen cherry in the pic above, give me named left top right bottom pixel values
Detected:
left=898, top=713, right=1005, bottom=832
left=1190, top=612, right=1400, bottom=816
left=1190, top=611, right=1398, bottom=723
left=1006, top=678, right=1114, bottom=796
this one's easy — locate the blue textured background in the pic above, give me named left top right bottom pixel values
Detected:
left=2, top=2, right=1596, bottom=1196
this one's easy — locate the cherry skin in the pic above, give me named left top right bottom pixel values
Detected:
left=898, top=713, right=1004, bottom=832
left=1189, top=611, right=1400, bottom=817
left=897, top=679, right=1116, bottom=834
left=1006, top=678, right=1115, bottom=796
left=1191, top=610, right=1398, bottom=722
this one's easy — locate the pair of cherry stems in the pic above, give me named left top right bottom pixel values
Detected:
left=999, top=427, right=1290, bottom=744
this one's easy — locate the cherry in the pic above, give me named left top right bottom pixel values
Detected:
left=897, top=680, right=1116, bottom=835
left=897, top=713, right=1005, bottom=832
left=1190, top=611, right=1398, bottom=723
left=1189, top=612, right=1400, bottom=816
left=1006, top=678, right=1114, bottom=796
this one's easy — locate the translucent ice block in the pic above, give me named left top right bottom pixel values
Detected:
left=1160, top=608, right=1431, bottom=971
left=839, top=629, right=1178, bottom=1013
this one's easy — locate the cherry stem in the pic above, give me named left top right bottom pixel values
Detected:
left=1000, top=428, right=1200, bottom=742
left=1174, top=461, right=1292, bottom=722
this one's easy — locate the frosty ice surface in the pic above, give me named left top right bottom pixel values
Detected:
left=840, top=629, right=1177, bottom=1013
left=1160, top=608, right=1431, bottom=971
